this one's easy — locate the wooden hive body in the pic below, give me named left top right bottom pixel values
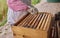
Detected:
left=12, top=12, right=53, bottom=38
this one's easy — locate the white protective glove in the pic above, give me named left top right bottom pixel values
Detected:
left=27, top=6, right=38, bottom=14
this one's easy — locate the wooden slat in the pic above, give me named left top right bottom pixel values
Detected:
left=14, top=13, right=29, bottom=26
left=20, top=14, right=31, bottom=26
left=18, top=14, right=31, bottom=26
left=27, top=14, right=37, bottom=27
left=33, top=13, right=43, bottom=29
left=30, top=14, right=40, bottom=28
left=32, top=14, right=41, bottom=29
left=36, top=13, right=45, bottom=29
left=21, top=14, right=33, bottom=27
left=40, top=14, right=48, bottom=30
left=23, top=14, right=34, bottom=27
left=46, top=15, right=51, bottom=31
left=43, top=14, right=51, bottom=30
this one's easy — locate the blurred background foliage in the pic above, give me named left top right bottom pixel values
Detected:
left=0, top=0, right=40, bottom=26
left=47, top=0, right=60, bottom=3
left=0, top=0, right=7, bottom=26
left=31, top=0, right=40, bottom=5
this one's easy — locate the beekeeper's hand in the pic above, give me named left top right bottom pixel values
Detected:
left=27, top=6, right=38, bottom=14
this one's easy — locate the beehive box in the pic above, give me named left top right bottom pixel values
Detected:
left=12, top=12, right=53, bottom=38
